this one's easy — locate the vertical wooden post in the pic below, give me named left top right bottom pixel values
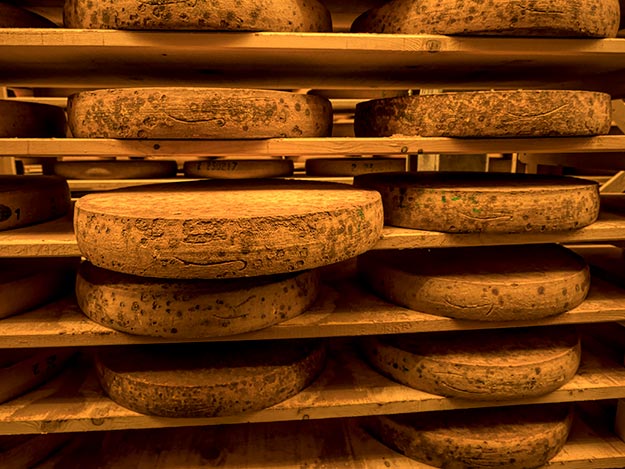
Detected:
left=0, top=87, right=16, bottom=175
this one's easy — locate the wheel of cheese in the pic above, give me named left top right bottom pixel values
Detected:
left=67, top=88, right=332, bottom=139
left=358, top=244, right=590, bottom=321
left=0, top=258, right=76, bottom=320
left=50, top=160, right=178, bottom=180
left=64, top=0, right=331, bottom=31
left=0, top=4, right=58, bottom=27
left=0, top=176, right=71, bottom=231
left=353, top=172, right=599, bottom=233
left=351, top=0, right=619, bottom=37
left=95, top=340, right=326, bottom=417
left=354, top=90, right=611, bottom=138
left=183, top=159, right=293, bottom=179
left=76, top=261, right=320, bottom=338
left=363, top=326, right=580, bottom=400
left=74, top=179, right=383, bottom=279
left=0, top=100, right=66, bottom=138
left=366, top=404, right=573, bottom=469
left=305, top=158, right=406, bottom=177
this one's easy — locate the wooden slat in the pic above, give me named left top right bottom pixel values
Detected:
left=0, top=341, right=624, bottom=435
left=2, top=278, right=625, bottom=348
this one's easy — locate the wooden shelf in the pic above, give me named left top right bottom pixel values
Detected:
left=2, top=31, right=625, bottom=94
left=1, top=340, right=624, bottom=435
left=3, top=278, right=625, bottom=348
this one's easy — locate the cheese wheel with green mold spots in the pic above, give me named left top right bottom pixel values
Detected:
left=0, top=100, right=66, bottom=138
left=358, top=244, right=590, bottom=321
left=63, top=0, right=332, bottom=31
left=0, top=176, right=71, bottom=232
left=0, top=3, right=58, bottom=27
left=74, top=179, right=383, bottom=279
left=305, top=157, right=406, bottom=177
left=363, top=326, right=581, bottom=400
left=366, top=404, right=573, bottom=469
left=353, top=172, right=599, bottom=233
left=76, top=261, right=320, bottom=338
left=351, top=0, right=619, bottom=37
left=50, top=160, right=179, bottom=180
left=184, top=159, right=293, bottom=179
left=95, top=340, right=326, bottom=417
left=354, top=90, right=611, bottom=138
left=67, top=88, right=333, bottom=139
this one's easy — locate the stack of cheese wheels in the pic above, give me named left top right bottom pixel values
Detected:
left=0, top=176, right=71, bottom=231
left=366, top=404, right=574, bottom=468
left=184, top=159, right=294, bottom=179
left=0, top=3, right=57, bottom=27
left=354, top=90, right=612, bottom=138
left=354, top=172, right=600, bottom=233
left=363, top=326, right=581, bottom=400
left=50, top=160, right=179, bottom=180
left=351, top=0, right=619, bottom=37
left=305, top=157, right=406, bottom=177
left=358, top=245, right=590, bottom=321
left=64, top=0, right=332, bottom=31
left=67, top=88, right=332, bottom=139
left=0, top=100, right=66, bottom=138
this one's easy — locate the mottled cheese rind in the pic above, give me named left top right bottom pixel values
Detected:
left=0, top=100, right=66, bottom=138
left=76, top=262, right=320, bottom=338
left=67, top=88, right=333, bottom=139
left=363, top=326, right=581, bottom=400
left=354, top=91, right=612, bottom=138
left=351, top=0, right=619, bottom=37
left=51, top=160, right=179, bottom=180
left=74, top=179, right=384, bottom=279
left=358, top=244, right=590, bottom=321
left=305, top=158, right=406, bottom=177
left=184, top=159, right=294, bottom=179
left=354, top=172, right=600, bottom=233
left=95, top=340, right=326, bottom=417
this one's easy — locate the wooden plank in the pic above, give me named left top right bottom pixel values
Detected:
left=519, top=152, right=625, bottom=171
left=1, top=341, right=624, bottom=435
left=3, top=136, right=625, bottom=157
left=600, top=171, right=625, bottom=193
left=0, top=212, right=78, bottom=258
left=3, top=278, right=625, bottom=348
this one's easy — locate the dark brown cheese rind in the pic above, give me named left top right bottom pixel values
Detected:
left=76, top=261, right=320, bottom=338
left=184, top=159, right=294, bottom=179
left=95, top=340, right=326, bottom=417
left=0, top=4, right=57, bottom=27
left=351, top=0, right=619, bottom=37
left=353, top=172, right=600, bottom=233
left=363, top=326, right=581, bottom=400
left=305, top=157, right=406, bottom=177
left=0, top=100, right=66, bottom=138
left=358, top=244, right=590, bottom=321
left=366, top=404, right=573, bottom=469
left=354, top=90, right=612, bottom=138
left=51, top=160, right=179, bottom=180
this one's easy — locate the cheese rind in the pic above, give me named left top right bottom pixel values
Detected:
left=67, top=88, right=333, bottom=139
left=305, top=158, right=405, bottom=177
left=51, top=160, right=178, bottom=179
left=184, top=159, right=293, bottom=179
left=76, top=262, right=320, bottom=338
left=354, top=91, right=612, bottom=138
left=0, top=100, right=66, bottom=138
left=95, top=341, right=326, bottom=417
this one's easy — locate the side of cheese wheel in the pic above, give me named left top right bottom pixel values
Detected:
left=67, top=88, right=333, bottom=139
left=184, top=159, right=293, bottom=179
left=305, top=157, right=406, bottom=177
left=358, top=244, right=590, bottom=321
left=76, top=262, right=320, bottom=338
left=0, top=4, right=58, bottom=27
left=366, top=405, right=573, bottom=469
left=0, top=100, right=66, bottom=138
left=51, top=160, right=178, bottom=180
left=354, top=90, right=612, bottom=138
left=0, top=176, right=71, bottom=231
left=64, top=0, right=331, bottom=31
left=351, top=0, right=619, bottom=37
left=0, top=258, right=76, bottom=319
left=74, top=180, right=384, bottom=279
left=353, top=172, right=600, bottom=233
left=95, top=340, right=326, bottom=417
left=363, top=326, right=581, bottom=400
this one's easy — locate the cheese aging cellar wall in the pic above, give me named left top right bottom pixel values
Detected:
left=3, top=0, right=625, bottom=467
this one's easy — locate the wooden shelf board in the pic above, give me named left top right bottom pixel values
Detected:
left=3, top=135, right=625, bottom=157
left=1, top=342, right=624, bottom=435
left=2, top=31, right=625, bottom=91
left=2, top=277, right=625, bottom=348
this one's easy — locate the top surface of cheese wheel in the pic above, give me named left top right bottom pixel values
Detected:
left=0, top=4, right=58, bottom=27
left=67, top=88, right=333, bottom=139
left=351, top=0, right=619, bottom=37
left=183, top=159, right=294, bottom=179
left=50, top=160, right=179, bottom=180
left=64, top=0, right=332, bottom=31
left=0, top=100, right=67, bottom=138
left=354, top=90, right=612, bottom=138
left=74, top=179, right=384, bottom=278
left=305, top=158, right=406, bottom=177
